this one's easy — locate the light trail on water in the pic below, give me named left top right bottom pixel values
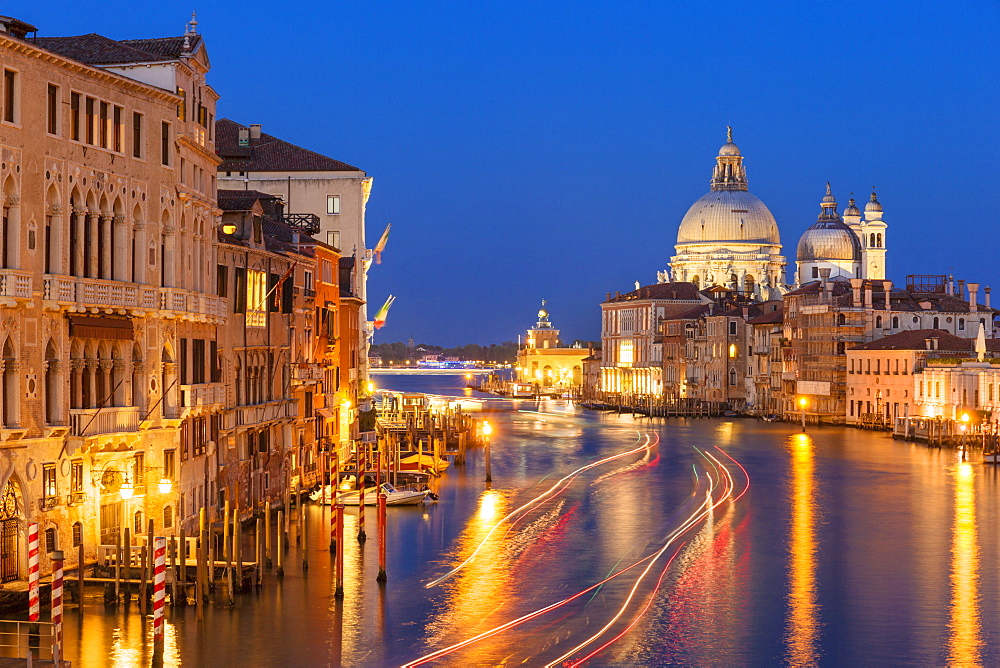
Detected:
left=405, top=446, right=750, bottom=667
left=423, top=433, right=657, bottom=588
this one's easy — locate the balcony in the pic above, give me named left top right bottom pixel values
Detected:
left=292, top=363, right=324, bottom=385
left=42, top=276, right=226, bottom=323
left=181, top=383, right=226, bottom=411
left=69, top=406, right=141, bottom=437
left=222, top=399, right=298, bottom=431
left=38, top=496, right=60, bottom=511
left=0, top=269, right=32, bottom=303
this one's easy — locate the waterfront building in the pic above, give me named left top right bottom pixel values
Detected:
left=661, top=304, right=710, bottom=404
left=668, top=129, right=786, bottom=297
left=599, top=282, right=704, bottom=396
left=743, top=303, right=784, bottom=414
left=781, top=274, right=997, bottom=423
left=515, top=302, right=588, bottom=393
left=216, top=120, right=374, bottom=395
left=0, top=15, right=221, bottom=576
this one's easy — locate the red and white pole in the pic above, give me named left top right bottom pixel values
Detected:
left=153, top=537, right=166, bottom=652
left=50, top=550, right=64, bottom=666
left=27, top=522, right=39, bottom=624
left=334, top=503, right=344, bottom=598
left=329, top=453, right=338, bottom=551
left=358, top=446, right=367, bottom=542
left=377, top=493, right=387, bottom=582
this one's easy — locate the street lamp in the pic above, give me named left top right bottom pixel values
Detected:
left=119, top=479, right=135, bottom=500
left=482, top=421, right=493, bottom=483
left=158, top=477, right=173, bottom=494
left=798, top=396, right=808, bottom=433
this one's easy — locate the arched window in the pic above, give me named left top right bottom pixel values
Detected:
left=44, top=340, right=60, bottom=425
left=837, top=313, right=846, bottom=326
left=728, top=368, right=737, bottom=386
left=933, top=317, right=940, bottom=329
left=72, top=522, right=83, bottom=547
left=877, top=233, right=882, bottom=248
left=869, top=233, right=875, bottom=247
left=134, top=510, right=144, bottom=536
left=892, top=316, right=899, bottom=329
left=876, top=315, right=883, bottom=329
left=1, top=338, right=16, bottom=428
left=163, top=505, right=173, bottom=529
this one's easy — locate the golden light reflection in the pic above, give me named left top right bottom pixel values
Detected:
left=785, top=432, right=818, bottom=666
left=478, top=490, right=499, bottom=522
left=947, top=461, right=982, bottom=665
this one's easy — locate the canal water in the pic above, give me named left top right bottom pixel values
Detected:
left=51, top=373, right=1000, bottom=665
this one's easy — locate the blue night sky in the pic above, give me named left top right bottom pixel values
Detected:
left=11, top=1, right=999, bottom=346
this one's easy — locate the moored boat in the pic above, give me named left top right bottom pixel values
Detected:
left=310, top=481, right=430, bottom=505
left=984, top=451, right=1000, bottom=464
left=399, top=452, right=451, bottom=475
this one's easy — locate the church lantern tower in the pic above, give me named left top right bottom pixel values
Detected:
left=859, top=189, right=887, bottom=280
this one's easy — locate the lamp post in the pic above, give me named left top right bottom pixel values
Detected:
left=482, top=420, right=493, bottom=483
left=799, top=396, right=808, bottom=433
left=960, top=412, right=971, bottom=461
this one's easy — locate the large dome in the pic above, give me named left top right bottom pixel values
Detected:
left=676, top=189, right=781, bottom=245
left=797, top=219, right=861, bottom=261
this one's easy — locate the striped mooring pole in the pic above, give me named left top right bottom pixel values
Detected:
left=27, top=523, right=39, bottom=624
left=377, top=493, right=387, bottom=582
left=334, top=503, right=345, bottom=598
left=153, top=536, right=166, bottom=656
left=358, top=447, right=367, bottom=542
left=50, top=550, right=64, bottom=666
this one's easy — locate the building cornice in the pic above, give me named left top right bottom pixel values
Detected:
left=0, top=36, right=181, bottom=104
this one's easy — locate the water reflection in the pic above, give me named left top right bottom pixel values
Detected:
left=786, top=433, right=819, bottom=666
left=947, top=461, right=981, bottom=664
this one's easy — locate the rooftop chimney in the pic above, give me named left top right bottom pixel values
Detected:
left=864, top=283, right=873, bottom=309
left=250, top=124, right=262, bottom=140
left=925, top=338, right=939, bottom=351
left=850, top=278, right=863, bottom=307
left=986, top=287, right=992, bottom=310
left=882, top=280, right=892, bottom=310
left=238, top=127, right=250, bottom=146
left=957, top=279, right=965, bottom=298
left=968, top=282, right=979, bottom=313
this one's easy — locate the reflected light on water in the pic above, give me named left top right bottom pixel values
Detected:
left=785, top=433, right=818, bottom=666
left=947, top=462, right=981, bottom=665
left=478, top=490, right=500, bottom=523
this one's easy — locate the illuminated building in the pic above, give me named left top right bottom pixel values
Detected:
left=516, top=302, right=590, bottom=393
left=744, top=306, right=784, bottom=415
left=215, top=119, right=374, bottom=401
left=784, top=275, right=996, bottom=423
left=0, top=15, right=221, bottom=577
left=668, top=129, right=786, bottom=298
left=599, top=282, right=704, bottom=396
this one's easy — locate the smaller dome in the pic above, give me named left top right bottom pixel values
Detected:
left=718, top=141, right=741, bottom=156
left=865, top=190, right=883, bottom=213
left=797, top=220, right=862, bottom=262
left=537, top=308, right=548, bottom=319
left=844, top=197, right=861, bottom=217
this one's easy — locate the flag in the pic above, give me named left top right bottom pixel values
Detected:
left=373, top=223, right=391, bottom=264
left=373, top=295, right=395, bottom=329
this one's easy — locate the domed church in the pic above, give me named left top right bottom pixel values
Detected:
left=795, top=185, right=887, bottom=285
left=669, top=128, right=787, bottom=299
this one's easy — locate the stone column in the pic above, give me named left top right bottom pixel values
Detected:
left=112, top=360, right=127, bottom=407
left=85, top=360, right=98, bottom=408
left=47, top=204, right=63, bottom=275
left=132, top=221, right=145, bottom=284
left=2, top=194, right=20, bottom=269
left=70, top=359, right=84, bottom=409
left=161, top=226, right=176, bottom=288
left=86, top=213, right=100, bottom=278
left=71, top=210, right=85, bottom=277
left=101, top=211, right=113, bottom=280
left=113, top=215, right=128, bottom=281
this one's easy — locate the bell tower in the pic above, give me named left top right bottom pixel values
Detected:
left=860, top=189, right=887, bottom=280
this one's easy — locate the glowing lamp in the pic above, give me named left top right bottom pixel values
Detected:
left=221, top=222, right=238, bottom=235
left=961, top=413, right=971, bottom=423
left=158, top=478, right=173, bottom=494
left=366, top=381, right=375, bottom=394
left=482, top=421, right=492, bottom=437
left=798, top=397, right=808, bottom=408
left=342, top=400, right=352, bottom=410
left=119, top=482, right=135, bottom=500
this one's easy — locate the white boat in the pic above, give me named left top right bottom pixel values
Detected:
left=984, top=452, right=1000, bottom=464
left=310, top=481, right=429, bottom=506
